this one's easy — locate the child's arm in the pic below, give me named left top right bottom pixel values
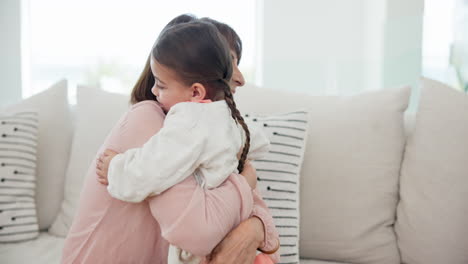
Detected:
left=101, top=104, right=206, bottom=203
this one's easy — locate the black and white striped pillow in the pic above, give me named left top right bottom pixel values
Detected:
left=245, top=110, right=308, bottom=264
left=0, top=111, right=39, bottom=242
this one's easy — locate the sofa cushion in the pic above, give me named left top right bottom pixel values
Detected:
left=0, top=232, right=64, bottom=263
left=49, top=86, right=130, bottom=236
left=0, top=110, right=40, bottom=242
left=395, top=78, right=468, bottom=264
left=0, top=231, right=337, bottom=264
left=245, top=111, right=309, bottom=264
left=300, top=260, right=350, bottom=264
left=235, top=85, right=410, bottom=263
left=1, top=80, right=72, bottom=230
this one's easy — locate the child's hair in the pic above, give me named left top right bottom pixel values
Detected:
left=130, top=14, right=243, bottom=104
left=152, top=21, right=250, bottom=174
left=130, top=14, right=198, bottom=104
left=156, top=21, right=249, bottom=264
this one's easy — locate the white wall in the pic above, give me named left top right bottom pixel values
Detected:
left=0, top=0, right=22, bottom=107
left=383, top=0, right=424, bottom=88
left=259, top=0, right=424, bottom=98
left=422, top=0, right=459, bottom=89
left=260, top=0, right=365, bottom=95
left=363, top=0, right=386, bottom=93
left=0, top=0, right=426, bottom=106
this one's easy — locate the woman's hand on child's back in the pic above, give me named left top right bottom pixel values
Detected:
left=96, top=149, right=119, bottom=185
left=240, top=160, right=257, bottom=190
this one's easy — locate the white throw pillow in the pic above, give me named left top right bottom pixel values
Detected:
left=395, top=78, right=468, bottom=264
left=0, top=110, right=40, bottom=242
left=236, top=84, right=410, bottom=264
left=245, top=111, right=308, bottom=264
left=49, top=86, right=130, bottom=236
left=2, top=80, right=72, bottom=230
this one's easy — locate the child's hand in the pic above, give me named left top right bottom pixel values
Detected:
left=96, top=149, right=119, bottom=185
left=240, top=160, right=257, bottom=190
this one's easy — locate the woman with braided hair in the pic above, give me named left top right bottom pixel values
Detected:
left=94, top=20, right=276, bottom=264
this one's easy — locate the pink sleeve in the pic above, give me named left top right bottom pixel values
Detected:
left=148, top=174, right=254, bottom=257
left=251, top=188, right=281, bottom=263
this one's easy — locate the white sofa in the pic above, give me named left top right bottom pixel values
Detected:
left=1, top=77, right=467, bottom=264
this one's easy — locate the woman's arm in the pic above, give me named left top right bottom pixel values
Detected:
left=251, top=189, right=281, bottom=262
left=148, top=173, right=254, bottom=257
left=150, top=166, right=280, bottom=262
left=239, top=161, right=280, bottom=256
left=207, top=163, right=280, bottom=264
left=207, top=216, right=266, bottom=264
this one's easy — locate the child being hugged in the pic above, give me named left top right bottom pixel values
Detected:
left=96, top=21, right=274, bottom=264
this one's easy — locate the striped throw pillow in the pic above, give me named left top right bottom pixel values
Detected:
left=0, top=111, right=39, bottom=242
left=245, top=110, right=308, bottom=264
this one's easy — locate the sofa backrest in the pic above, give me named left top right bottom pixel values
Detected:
left=235, top=84, right=410, bottom=262
left=404, top=112, right=415, bottom=139
left=41, top=83, right=412, bottom=263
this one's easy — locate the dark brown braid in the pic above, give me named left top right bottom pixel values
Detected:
left=219, top=80, right=250, bottom=173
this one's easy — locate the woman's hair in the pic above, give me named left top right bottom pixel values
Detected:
left=152, top=21, right=250, bottom=175
left=129, top=14, right=243, bottom=104
left=199, top=17, right=242, bottom=65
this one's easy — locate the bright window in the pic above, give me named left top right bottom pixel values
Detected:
left=24, top=0, right=256, bottom=97
left=421, top=0, right=460, bottom=89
